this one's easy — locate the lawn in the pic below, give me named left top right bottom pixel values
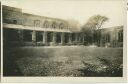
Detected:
left=3, top=46, right=123, bottom=77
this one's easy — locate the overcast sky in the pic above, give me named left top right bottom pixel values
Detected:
left=2, top=0, right=125, bottom=28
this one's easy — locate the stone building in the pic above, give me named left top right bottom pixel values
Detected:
left=3, top=5, right=85, bottom=46
left=100, top=26, right=123, bottom=47
left=2, top=5, right=123, bottom=47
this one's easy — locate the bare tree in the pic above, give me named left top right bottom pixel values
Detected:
left=85, top=14, right=108, bottom=30
left=81, top=15, right=109, bottom=45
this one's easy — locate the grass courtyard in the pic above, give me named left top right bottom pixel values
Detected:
left=3, top=46, right=123, bottom=77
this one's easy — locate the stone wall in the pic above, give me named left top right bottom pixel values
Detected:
left=2, top=5, right=123, bottom=47
left=100, top=26, right=123, bottom=47
left=3, top=5, right=22, bottom=25
left=3, top=5, right=69, bottom=29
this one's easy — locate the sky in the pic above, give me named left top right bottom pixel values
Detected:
left=1, top=0, right=125, bottom=28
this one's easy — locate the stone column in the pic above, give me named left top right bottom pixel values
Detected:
left=82, top=35, right=85, bottom=43
left=32, top=31, right=36, bottom=45
left=61, top=32, right=65, bottom=45
left=78, top=34, right=81, bottom=43
left=18, top=29, right=23, bottom=45
left=43, top=31, right=47, bottom=45
left=75, top=33, right=78, bottom=42
left=68, top=33, right=72, bottom=44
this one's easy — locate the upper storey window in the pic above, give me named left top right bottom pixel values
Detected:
left=52, top=22, right=57, bottom=28
left=43, top=20, right=49, bottom=28
left=34, top=20, right=40, bottom=27
left=59, top=23, right=65, bottom=29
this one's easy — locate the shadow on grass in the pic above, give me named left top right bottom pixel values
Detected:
left=3, top=46, right=123, bottom=77
left=79, top=58, right=123, bottom=77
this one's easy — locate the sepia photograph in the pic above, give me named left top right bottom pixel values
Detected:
left=1, top=0, right=127, bottom=82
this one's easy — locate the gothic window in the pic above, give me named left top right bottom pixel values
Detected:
left=43, top=20, right=49, bottom=28
left=34, top=20, right=40, bottom=27
left=52, top=22, right=57, bottom=28
left=59, top=23, right=65, bottom=29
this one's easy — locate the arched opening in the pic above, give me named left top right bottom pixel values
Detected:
left=52, top=21, right=57, bottom=28
left=23, top=30, right=33, bottom=42
left=56, top=33, right=61, bottom=43
left=43, top=20, right=49, bottom=28
left=47, top=32, right=53, bottom=42
left=34, top=20, right=40, bottom=27
left=59, top=23, right=65, bottom=29
left=36, top=31, right=43, bottom=42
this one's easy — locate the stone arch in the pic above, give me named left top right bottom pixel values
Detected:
left=43, top=20, right=49, bottom=28
left=34, top=20, right=40, bottom=27
left=52, top=21, right=57, bottom=28
left=59, top=23, right=65, bottom=29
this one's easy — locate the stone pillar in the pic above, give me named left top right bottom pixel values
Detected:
left=68, top=33, right=72, bottom=44
left=78, top=34, right=81, bottom=42
left=43, top=31, right=47, bottom=45
left=18, top=29, right=23, bottom=45
left=53, top=32, right=57, bottom=44
left=75, top=33, right=78, bottom=42
left=32, top=31, right=36, bottom=45
left=61, top=32, right=65, bottom=45
left=82, top=35, right=85, bottom=43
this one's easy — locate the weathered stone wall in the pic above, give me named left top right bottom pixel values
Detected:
left=22, top=13, right=69, bottom=29
left=100, top=26, right=123, bottom=47
left=3, top=5, right=69, bottom=29
left=2, top=5, right=123, bottom=47
left=3, top=5, right=22, bottom=25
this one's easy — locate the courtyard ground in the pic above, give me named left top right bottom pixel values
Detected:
left=3, top=46, right=123, bottom=77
